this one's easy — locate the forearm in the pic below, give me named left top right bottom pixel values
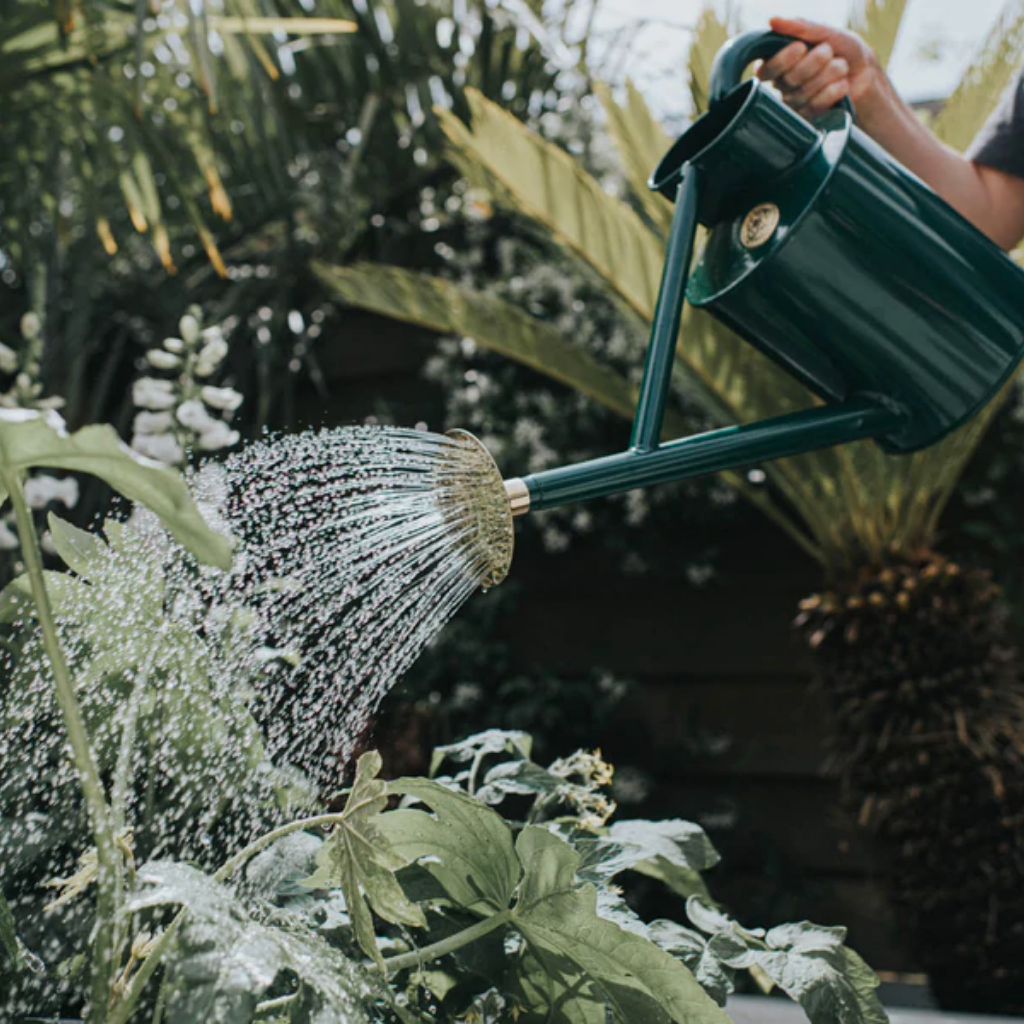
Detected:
left=857, top=75, right=1018, bottom=248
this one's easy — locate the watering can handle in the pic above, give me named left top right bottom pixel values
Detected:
left=708, top=29, right=856, bottom=118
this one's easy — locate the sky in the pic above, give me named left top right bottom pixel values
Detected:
left=586, top=0, right=1011, bottom=116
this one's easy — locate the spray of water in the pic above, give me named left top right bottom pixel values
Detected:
left=219, top=425, right=513, bottom=786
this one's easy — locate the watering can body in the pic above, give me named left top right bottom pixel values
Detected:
left=511, top=32, right=1024, bottom=514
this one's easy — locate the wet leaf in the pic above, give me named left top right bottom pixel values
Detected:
left=47, top=513, right=109, bottom=580
left=0, top=409, right=233, bottom=569
left=648, top=919, right=735, bottom=1007
left=0, top=570, right=87, bottom=624
left=429, top=728, right=532, bottom=777
left=302, top=752, right=426, bottom=967
left=244, top=832, right=323, bottom=899
left=43, top=846, right=99, bottom=911
left=381, top=777, right=521, bottom=915
left=511, top=830, right=729, bottom=1024
left=685, top=901, right=887, bottom=1024
left=128, top=861, right=375, bottom=1024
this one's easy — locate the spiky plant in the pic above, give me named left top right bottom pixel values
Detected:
left=314, top=0, right=1024, bottom=1009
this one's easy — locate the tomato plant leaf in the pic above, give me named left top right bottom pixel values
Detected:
left=381, top=778, right=521, bottom=915
left=0, top=409, right=233, bottom=569
left=302, top=752, right=426, bottom=967
left=47, top=513, right=109, bottom=579
left=128, top=860, right=376, bottom=1024
left=510, top=830, right=730, bottom=1024
left=429, top=728, right=532, bottom=778
left=648, top=919, right=735, bottom=1007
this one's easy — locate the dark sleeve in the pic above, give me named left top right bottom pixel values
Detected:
left=966, top=71, right=1024, bottom=180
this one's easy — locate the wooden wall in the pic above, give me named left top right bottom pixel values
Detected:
left=301, top=311, right=919, bottom=976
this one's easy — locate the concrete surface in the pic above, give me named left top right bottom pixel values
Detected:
left=727, top=996, right=1023, bottom=1023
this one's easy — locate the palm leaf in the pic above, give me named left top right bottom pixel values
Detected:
left=314, top=260, right=821, bottom=560
left=847, top=0, right=909, bottom=71
left=688, top=6, right=731, bottom=116
left=313, top=261, right=648, bottom=424
left=932, top=0, right=1024, bottom=151
left=593, top=81, right=674, bottom=236
left=438, top=90, right=663, bottom=319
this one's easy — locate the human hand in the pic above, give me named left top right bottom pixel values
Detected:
left=756, top=16, right=885, bottom=120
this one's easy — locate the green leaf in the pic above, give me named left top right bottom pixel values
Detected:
left=516, top=887, right=730, bottom=1024
left=688, top=7, right=732, bottom=116
left=932, top=2, right=1024, bottom=151
left=302, top=752, right=426, bottom=967
left=0, top=569, right=87, bottom=624
left=127, top=860, right=375, bottom=1024
left=511, top=831, right=729, bottom=1024
left=594, top=80, right=673, bottom=235
left=0, top=886, right=23, bottom=968
left=511, top=948, right=609, bottom=1024
left=847, top=0, right=909, bottom=71
left=314, top=262, right=661, bottom=429
left=438, top=89, right=663, bottom=320
left=648, top=919, right=735, bottom=1007
left=47, top=513, right=110, bottom=579
left=381, top=778, right=521, bottom=915
left=629, top=855, right=713, bottom=904
left=429, top=728, right=533, bottom=778
left=0, top=409, right=233, bottom=569
left=686, top=901, right=887, bottom=1024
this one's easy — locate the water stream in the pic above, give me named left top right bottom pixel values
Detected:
left=217, top=425, right=513, bottom=786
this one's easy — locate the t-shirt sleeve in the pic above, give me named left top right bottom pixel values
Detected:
left=966, top=71, right=1024, bottom=179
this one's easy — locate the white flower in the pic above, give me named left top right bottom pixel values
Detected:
left=195, top=330, right=228, bottom=377
left=0, top=518, right=19, bottom=550
left=200, top=385, right=243, bottom=412
left=0, top=342, right=18, bottom=374
left=25, top=475, right=79, bottom=510
left=146, top=349, right=181, bottom=370
left=132, top=432, right=184, bottom=465
left=197, top=420, right=240, bottom=451
left=132, top=377, right=177, bottom=410
left=179, top=314, right=201, bottom=345
left=20, top=312, right=42, bottom=341
left=176, top=399, right=217, bottom=432
left=133, top=410, right=173, bottom=435
left=163, top=337, right=186, bottom=354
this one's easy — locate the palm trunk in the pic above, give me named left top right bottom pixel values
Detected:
left=796, top=552, right=1024, bottom=1015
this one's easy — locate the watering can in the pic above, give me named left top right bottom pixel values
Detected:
left=499, top=30, right=1024, bottom=518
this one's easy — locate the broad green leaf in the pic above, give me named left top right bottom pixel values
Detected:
left=515, top=881, right=730, bottom=1024
left=847, top=0, right=909, bottom=71
left=630, top=855, right=713, bottom=903
left=314, top=262, right=657, bottom=429
left=0, top=409, right=232, bottom=570
left=515, top=826, right=578, bottom=910
left=127, top=860, right=375, bottom=1024
left=932, top=1, right=1024, bottom=151
left=47, top=513, right=110, bottom=580
left=0, top=570, right=87, bottom=624
left=438, top=89, right=664, bottom=319
left=381, top=778, right=520, bottom=915
left=512, top=947, right=609, bottom=1024
left=686, top=901, right=887, bottom=1024
left=648, top=919, right=735, bottom=1007
left=302, top=752, right=426, bottom=966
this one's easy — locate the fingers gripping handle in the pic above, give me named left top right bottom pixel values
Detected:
left=708, top=29, right=855, bottom=116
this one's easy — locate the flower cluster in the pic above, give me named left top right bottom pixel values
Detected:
left=0, top=313, right=77, bottom=552
left=131, top=308, right=243, bottom=467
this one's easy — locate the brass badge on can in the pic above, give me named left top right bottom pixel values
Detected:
left=740, top=203, right=781, bottom=249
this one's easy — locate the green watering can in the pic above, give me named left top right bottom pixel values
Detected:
left=500, top=31, right=1024, bottom=518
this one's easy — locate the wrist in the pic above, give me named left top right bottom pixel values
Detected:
left=851, top=64, right=905, bottom=137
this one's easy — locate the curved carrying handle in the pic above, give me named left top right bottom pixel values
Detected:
left=708, top=29, right=855, bottom=116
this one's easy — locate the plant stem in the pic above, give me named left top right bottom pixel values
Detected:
left=381, top=909, right=513, bottom=975
left=214, top=813, right=349, bottom=883
left=2, top=469, right=120, bottom=1022
left=255, top=992, right=298, bottom=1016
